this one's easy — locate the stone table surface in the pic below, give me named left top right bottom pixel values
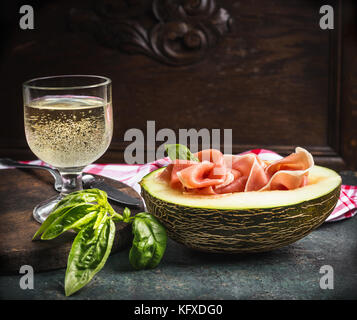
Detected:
left=1, top=172, right=357, bottom=300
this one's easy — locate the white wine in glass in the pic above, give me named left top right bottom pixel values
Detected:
left=23, top=75, right=113, bottom=223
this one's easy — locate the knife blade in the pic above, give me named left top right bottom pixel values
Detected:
left=1, top=158, right=142, bottom=207
left=83, top=175, right=142, bottom=208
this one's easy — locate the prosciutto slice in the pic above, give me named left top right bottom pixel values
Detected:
left=159, top=147, right=314, bottom=195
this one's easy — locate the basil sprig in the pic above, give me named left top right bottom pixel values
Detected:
left=165, top=144, right=199, bottom=162
left=32, top=189, right=167, bottom=297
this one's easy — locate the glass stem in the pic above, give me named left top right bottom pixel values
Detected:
left=59, top=171, right=83, bottom=195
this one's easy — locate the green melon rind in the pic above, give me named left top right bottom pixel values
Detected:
left=139, top=166, right=341, bottom=253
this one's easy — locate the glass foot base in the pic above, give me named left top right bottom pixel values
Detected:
left=33, top=194, right=63, bottom=224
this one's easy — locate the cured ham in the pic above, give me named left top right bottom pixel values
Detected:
left=159, top=147, right=314, bottom=195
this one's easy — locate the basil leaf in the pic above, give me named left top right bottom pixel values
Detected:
left=32, top=203, right=76, bottom=240
left=64, top=217, right=115, bottom=296
left=129, top=212, right=167, bottom=270
left=40, top=204, right=98, bottom=240
left=93, top=207, right=106, bottom=230
left=165, top=144, right=199, bottom=162
left=122, top=207, right=132, bottom=223
left=32, top=189, right=105, bottom=240
left=65, top=211, right=98, bottom=232
left=54, top=189, right=102, bottom=209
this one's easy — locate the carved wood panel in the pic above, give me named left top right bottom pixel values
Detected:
left=69, top=0, right=233, bottom=66
left=0, top=0, right=356, bottom=170
left=340, top=0, right=357, bottom=170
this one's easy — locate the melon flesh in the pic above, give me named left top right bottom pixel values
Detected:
left=140, top=165, right=341, bottom=210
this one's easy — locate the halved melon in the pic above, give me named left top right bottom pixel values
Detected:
left=140, top=165, right=341, bottom=253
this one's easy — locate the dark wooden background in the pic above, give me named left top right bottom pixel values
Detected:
left=1, top=0, right=356, bottom=170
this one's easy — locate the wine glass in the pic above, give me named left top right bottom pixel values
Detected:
left=23, top=75, right=113, bottom=223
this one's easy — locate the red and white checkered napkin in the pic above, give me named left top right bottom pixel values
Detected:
left=1, top=149, right=356, bottom=223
